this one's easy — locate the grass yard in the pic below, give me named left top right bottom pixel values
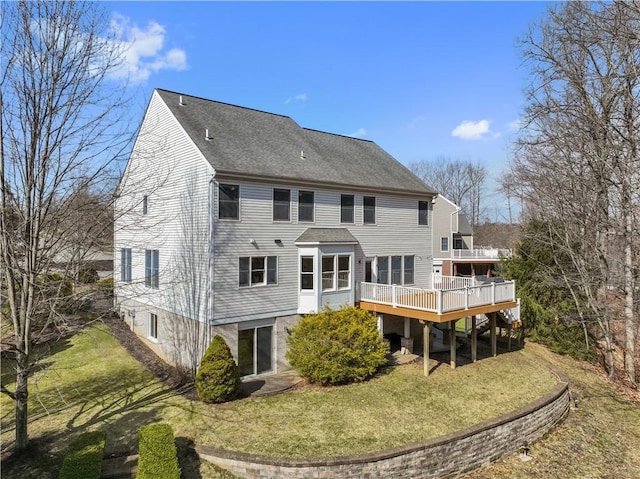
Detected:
left=1, top=322, right=638, bottom=479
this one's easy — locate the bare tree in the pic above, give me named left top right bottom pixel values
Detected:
left=409, top=156, right=487, bottom=225
left=0, top=1, right=130, bottom=449
left=513, top=1, right=639, bottom=383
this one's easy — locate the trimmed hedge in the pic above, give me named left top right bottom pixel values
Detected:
left=58, top=431, right=106, bottom=479
left=286, top=306, right=389, bottom=385
left=195, top=335, right=240, bottom=403
left=137, top=423, right=180, bottom=479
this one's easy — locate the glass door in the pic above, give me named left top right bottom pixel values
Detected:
left=238, top=325, right=273, bottom=377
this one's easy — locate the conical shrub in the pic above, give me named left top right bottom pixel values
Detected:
left=195, top=335, right=240, bottom=403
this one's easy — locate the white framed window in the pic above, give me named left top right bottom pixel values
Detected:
left=404, top=255, right=415, bottom=285
left=377, top=256, right=389, bottom=284
left=273, top=188, right=291, bottom=221
left=239, top=256, right=277, bottom=287
left=441, top=237, right=449, bottom=252
left=298, top=190, right=314, bottom=222
left=300, top=256, right=314, bottom=290
left=145, top=249, right=159, bottom=288
left=322, top=255, right=351, bottom=291
left=219, top=183, right=239, bottom=219
left=363, top=196, right=376, bottom=224
left=341, top=194, right=354, bottom=223
left=148, top=313, right=158, bottom=341
left=454, top=237, right=464, bottom=250
left=120, top=248, right=132, bottom=282
left=376, top=255, right=415, bottom=285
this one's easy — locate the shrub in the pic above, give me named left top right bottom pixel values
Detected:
left=97, top=277, right=114, bottom=296
left=39, top=272, right=73, bottom=298
left=137, top=423, right=180, bottom=479
left=286, top=306, right=389, bottom=385
left=195, top=335, right=240, bottom=403
left=78, top=267, right=99, bottom=284
left=58, top=431, right=106, bottom=479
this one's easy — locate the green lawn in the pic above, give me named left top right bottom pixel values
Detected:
left=2, top=322, right=637, bottom=479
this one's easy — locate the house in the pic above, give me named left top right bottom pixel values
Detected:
left=432, top=195, right=511, bottom=285
left=114, top=89, right=519, bottom=378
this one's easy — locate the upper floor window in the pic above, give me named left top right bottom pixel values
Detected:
left=300, top=256, right=314, bottom=290
left=142, top=195, right=148, bottom=215
left=298, top=190, right=314, bottom=222
left=441, top=237, right=449, bottom=252
left=239, top=256, right=277, bottom=287
left=145, top=249, right=159, bottom=289
left=418, top=200, right=429, bottom=225
left=120, top=248, right=132, bottom=282
left=454, top=237, right=464, bottom=250
left=341, top=194, right=354, bottom=223
left=363, top=196, right=376, bottom=224
left=219, top=184, right=239, bottom=219
left=273, top=188, right=291, bottom=221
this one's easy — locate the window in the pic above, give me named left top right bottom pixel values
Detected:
left=145, top=249, right=159, bottom=288
left=418, top=200, right=429, bottom=225
left=322, top=255, right=335, bottom=291
left=404, top=255, right=415, bottom=285
left=142, top=195, right=148, bottom=215
left=120, top=248, right=132, bottom=282
left=363, top=196, right=376, bottom=224
left=219, top=184, right=239, bottom=219
left=377, top=256, right=389, bottom=284
left=273, top=188, right=291, bottom=221
left=298, top=190, right=314, bottom=222
left=377, top=255, right=414, bottom=285
left=149, top=313, right=158, bottom=340
left=341, top=194, right=354, bottom=223
left=300, top=256, right=314, bottom=290
left=239, top=256, right=277, bottom=287
left=441, top=237, right=449, bottom=252
left=391, top=256, right=402, bottom=284
left=454, top=237, right=464, bottom=250
left=337, top=255, right=350, bottom=289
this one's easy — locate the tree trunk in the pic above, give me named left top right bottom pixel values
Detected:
left=14, top=351, right=29, bottom=450
left=624, top=208, right=636, bottom=384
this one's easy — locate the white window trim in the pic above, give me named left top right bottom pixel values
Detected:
left=219, top=183, right=241, bottom=221
left=363, top=196, right=376, bottom=225
left=148, top=313, right=158, bottom=343
left=322, top=254, right=352, bottom=292
left=441, top=237, right=450, bottom=252
left=298, top=190, right=315, bottom=223
left=375, top=255, right=415, bottom=286
left=273, top=188, right=291, bottom=222
left=239, top=256, right=278, bottom=288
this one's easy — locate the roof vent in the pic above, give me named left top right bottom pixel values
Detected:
left=179, top=95, right=185, bottom=106
left=205, top=129, right=213, bottom=141
left=300, top=150, right=305, bottom=160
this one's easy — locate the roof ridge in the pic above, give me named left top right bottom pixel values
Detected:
left=303, top=127, right=374, bottom=143
left=155, top=88, right=293, bottom=121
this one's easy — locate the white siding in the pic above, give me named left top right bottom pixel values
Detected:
left=115, top=91, right=213, bottom=324
left=212, top=181, right=433, bottom=322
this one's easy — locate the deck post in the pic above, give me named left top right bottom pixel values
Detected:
left=423, top=321, right=431, bottom=376
left=490, top=313, right=497, bottom=357
left=377, top=314, right=383, bottom=336
left=471, top=315, right=477, bottom=363
left=404, top=317, right=411, bottom=338
left=508, top=323, right=512, bottom=351
left=450, top=320, right=457, bottom=369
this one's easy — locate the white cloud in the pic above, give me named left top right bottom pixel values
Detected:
left=285, top=93, right=307, bottom=104
left=507, top=119, right=522, bottom=132
left=451, top=120, right=491, bottom=140
left=108, top=13, right=187, bottom=84
left=347, top=128, right=367, bottom=138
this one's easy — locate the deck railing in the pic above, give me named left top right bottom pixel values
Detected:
left=432, top=274, right=476, bottom=290
left=360, top=281, right=517, bottom=315
left=451, top=248, right=511, bottom=260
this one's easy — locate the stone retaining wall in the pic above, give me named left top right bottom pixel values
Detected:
left=196, top=378, right=570, bottom=478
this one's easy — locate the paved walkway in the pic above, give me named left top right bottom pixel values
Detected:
left=239, top=369, right=303, bottom=397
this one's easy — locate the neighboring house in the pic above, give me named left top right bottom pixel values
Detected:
left=432, top=195, right=510, bottom=283
left=115, top=89, right=519, bottom=378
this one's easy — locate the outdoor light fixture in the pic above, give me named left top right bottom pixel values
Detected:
left=274, top=239, right=283, bottom=246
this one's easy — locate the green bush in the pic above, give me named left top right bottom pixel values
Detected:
left=97, top=277, right=114, bottom=296
left=58, top=431, right=106, bottom=479
left=78, top=267, right=99, bottom=284
left=137, top=423, right=180, bottom=479
left=39, top=272, right=73, bottom=298
left=195, top=335, right=240, bottom=403
left=286, top=306, right=389, bottom=385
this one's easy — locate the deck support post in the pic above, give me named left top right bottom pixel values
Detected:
left=376, top=314, right=383, bottom=336
left=404, top=317, right=411, bottom=338
left=450, top=320, right=457, bottom=369
left=490, top=313, right=497, bottom=357
left=508, top=323, right=512, bottom=351
left=471, top=315, right=477, bottom=363
left=423, top=322, right=431, bottom=376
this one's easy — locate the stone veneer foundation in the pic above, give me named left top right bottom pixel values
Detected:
left=196, top=370, right=570, bottom=479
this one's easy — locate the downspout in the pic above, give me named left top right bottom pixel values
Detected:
left=207, top=174, right=216, bottom=349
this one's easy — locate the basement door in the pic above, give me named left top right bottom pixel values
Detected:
left=238, top=322, right=274, bottom=377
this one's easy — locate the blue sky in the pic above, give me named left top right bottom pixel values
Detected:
left=108, top=1, right=553, bottom=221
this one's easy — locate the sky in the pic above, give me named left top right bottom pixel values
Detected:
left=107, top=1, right=554, bottom=222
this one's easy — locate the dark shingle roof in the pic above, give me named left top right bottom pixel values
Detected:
left=156, top=89, right=435, bottom=196
left=295, top=228, right=359, bottom=245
